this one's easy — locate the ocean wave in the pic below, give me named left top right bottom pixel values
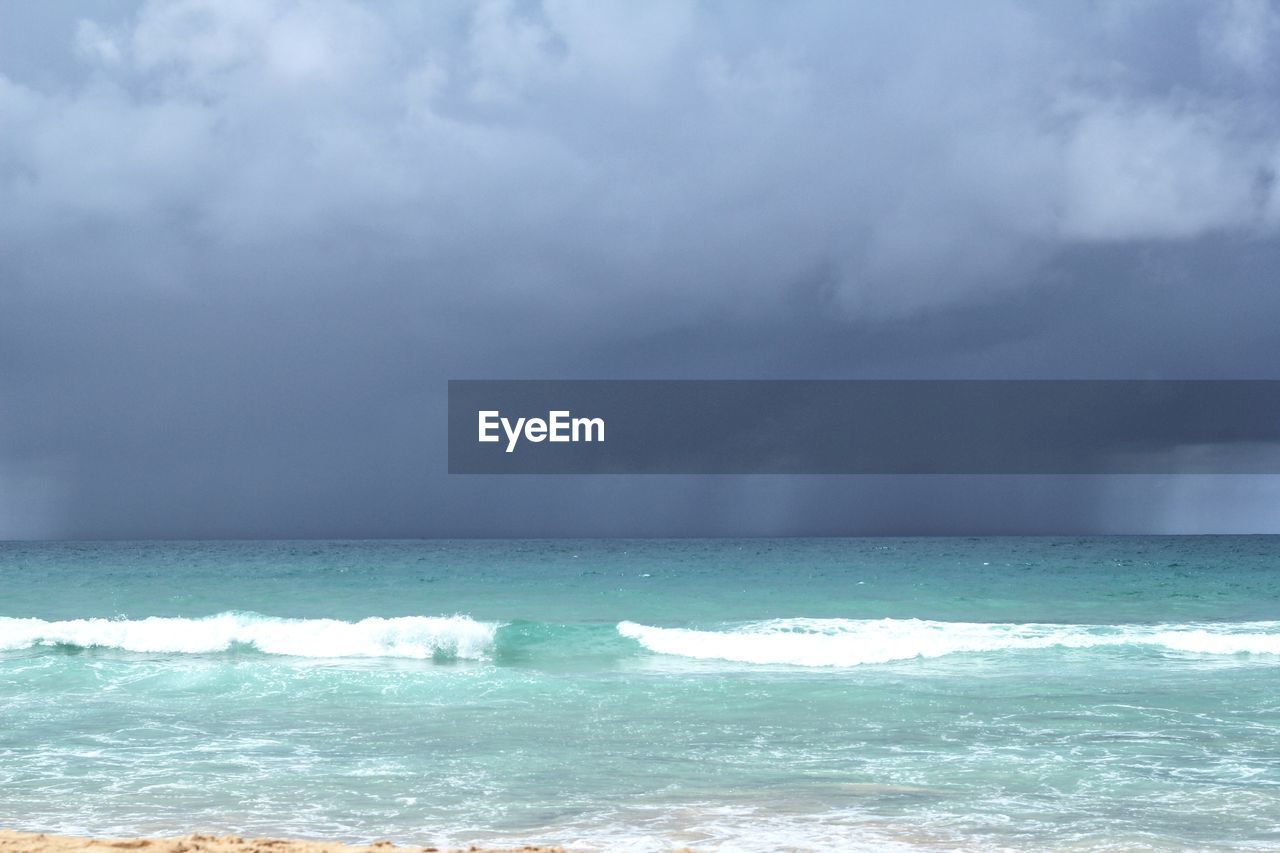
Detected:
left=7, top=613, right=1278, bottom=667
left=616, top=618, right=1280, bottom=667
left=0, top=613, right=498, bottom=659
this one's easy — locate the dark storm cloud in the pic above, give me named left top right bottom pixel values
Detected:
left=3, top=0, right=1280, bottom=537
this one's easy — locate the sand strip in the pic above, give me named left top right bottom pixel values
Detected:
left=0, top=830, right=650, bottom=853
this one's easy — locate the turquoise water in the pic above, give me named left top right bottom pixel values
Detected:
left=2, top=538, right=1280, bottom=851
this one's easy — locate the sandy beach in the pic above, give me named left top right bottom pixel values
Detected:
left=0, top=831, right=620, bottom=853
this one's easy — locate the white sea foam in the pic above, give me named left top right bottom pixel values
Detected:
left=0, top=613, right=498, bottom=659
left=616, top=617, right=1280, bottom=667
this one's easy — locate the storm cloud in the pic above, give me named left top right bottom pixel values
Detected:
left=3, top=0, right=1280, bottom=537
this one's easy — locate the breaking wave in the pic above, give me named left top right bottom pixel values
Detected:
left=0, top=613, right=498, bottom=659
left=7, top=613, right=1278, bottom=667
left=616, top=617, right=1280, bottom=667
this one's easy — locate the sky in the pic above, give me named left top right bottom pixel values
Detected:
left=3, top=0, right=1280, bottom=538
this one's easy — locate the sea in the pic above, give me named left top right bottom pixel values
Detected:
left=2, top=538, right=1279, bottom=851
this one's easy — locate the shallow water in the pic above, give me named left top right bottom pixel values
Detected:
left=2, top=538, right=1279, bottom=851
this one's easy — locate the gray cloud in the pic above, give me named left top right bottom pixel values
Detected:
left=3, top=0, right=1280, bottom=537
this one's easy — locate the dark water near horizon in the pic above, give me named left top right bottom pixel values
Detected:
left=2, top=537, right=1279, bottom=851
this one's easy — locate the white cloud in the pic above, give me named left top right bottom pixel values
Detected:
left=1058, top=100, right=1266, bottom=240
left=74, top=19, right=123, bottom=66
left=128, top=0, right=390, bottom=93
left=3, top=0, right=1280, bottom=321
left=1202, top=0, right=1280, bottom=80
